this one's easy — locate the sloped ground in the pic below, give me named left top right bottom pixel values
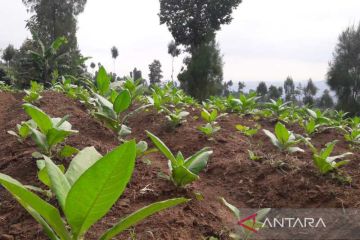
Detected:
left=0, top=91, right=359, bottom=239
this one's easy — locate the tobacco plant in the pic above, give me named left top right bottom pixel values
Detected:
left=164, top=108, right=189, bottom=127
left=23, top=81, right=44, bottom=103
left=93, top=90, right=133, bottom=137
left=221, top=198, right=270, bottom=240
left=263, top=122, right=304, bottom=153
left=198, top=123, right=221, bottom=139
left=8, top=120, right=37, bottom=143
left=0, top=141, right=188, bottom=240
left=265, top=98, right=291, bottom=118
left=146, top=131, right=213, bottom=187
left=10, top=104, right=78, bottom=156
left=236, top=124, right=259, bottom=137
left=305, top=140, right=352, bottom=174
left=228, top=92, right=259, bottom=114
left=198, top=109, right=224, bottom=138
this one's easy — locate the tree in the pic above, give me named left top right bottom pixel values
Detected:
left=268, top=85, right=283, bottom=100
left=284, top=76, right=295, bottom=102
left=303, top=79, right=318, bottom=106
left=256, top=81, right=268, bottom=101
left=178, top=40, right=223, bottom=100
left=327, top=23, right=360, bottom=114
left=223, top=80, right=233, bottom=96
left=159, top=0, right=242, bottom=51
left=159, top=0, right=242, bottom=99
left=22, top=0, right=88, bottom=77
left=318, top=90, right=334, bottom=109
left=238, top=81, right=245, bottom=93
left=148, top=60, right=163, bottom=86
left=111, top=46, right=119, bottom=73
left=2, top=44, right=16, bottom=67
left=131, top=68, right=142, bottom=81
left=168, top=40, right=181, bottom=81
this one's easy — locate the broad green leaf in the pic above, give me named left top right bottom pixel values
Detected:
left=46, top=129, right=74, bottom=149
left=96, top=66, right=110, bottom=95
left=93, top=112, right=119, bottom=131
left=65, top=147, right=103, bottom=186
left=146, top=131, right=177, bottom=164
left=0, top=173, right=71, bottom=240
left=275, top=122, right=290, bottom=144
left=201, top=109, right=210, bottom=122
left=221, top=197, right=240, bottom=220
left=334, top=160, right=350, bottom=168
left=59, top=145, right=79, bottom=159
left=99, top=198, right=189, bottom=240
left=321, top=142, right=336, bottom=159
left=113, top=90, right=131, bottom=114
left=210, top=109, right=218, bottom=122
left=23, top=103, right=53, bottom=133
left=184, top=148, right=212, bottom=175
left=263, top=129, right=279, bottom=147
left=38, top=161, right=65, bottom=188
left=28, top=127, right=48, bottom=152
left=64, top=141, right=136, bottom=238
left=172, top=165, right=199, bottom=187
left=18, top=122, right=32, bottom=138
left=44, top=157, right=70, bottom=210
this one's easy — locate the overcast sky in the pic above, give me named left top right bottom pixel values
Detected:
left=0, top=0, right=359, bottom=83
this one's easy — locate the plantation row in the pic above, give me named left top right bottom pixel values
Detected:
left=0, top=67, right=358, bottom=239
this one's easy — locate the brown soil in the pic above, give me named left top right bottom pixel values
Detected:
left=0, top=92, right=359, bottom=240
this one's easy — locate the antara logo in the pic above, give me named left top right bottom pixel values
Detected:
left=238, top=213, right=327, bottom=233
left=237, top=213, right=259, bottom=233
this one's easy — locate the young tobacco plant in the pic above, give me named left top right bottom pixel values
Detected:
left=198, top=109, right=224, bottom=138
left=221, top=198, right=270, bottom=240
left=198, top=123, right=221, bottom=139
left=228, top=92, right=259, bottom=114
left=263, top=122, right=304, bottom=153
left=0, top=141, right=188, bottom=240
left=23, top=81, right=44, bottom=103
left=164, top=108, right=189, bottom=127
left=301, top=118, right=322, bottom=136
left=305, top=140, right=352, bottom=174
left=235, top=124, right=259, bottom=137
left=7, top=120, right=37, bottom=143
left=93, top=90, right=133, bottom=137
left=10, top=104, right=78, bottom=156
left=146, top=131, right=213, bottom=187
left=344, top=128, right=360, bottom=145
left=265, top=98, right=291, bottom=117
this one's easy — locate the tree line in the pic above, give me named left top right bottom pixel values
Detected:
left=0, top=0, right=359, bottom=114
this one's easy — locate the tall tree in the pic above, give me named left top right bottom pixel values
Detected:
left=159, top=0, right=242, bottom=99
left=284, top=76, right=295, bottom=102
left=327, top=23, right=360, bottom=114
left=303, top=79, right=318, bottom=106
left=178, top=40, right=223, bottom=100
left=318, top=90, right=334, bottom=109
left=22, top=0, right=87, bottom=77
left=168, top=40, right=181, bottom=82
left=131, top=68, right=142, bottom=81
left=268, top=85, right=283, bottom=100
left=256, top=81, right=268, bottom=101
left=223, top=80, right=233, bottom=96
left=148, top=60, right=163, bottom=86
left=2, top=44, right=16, bottom=68
left=111, top=46, right=119, bottom=73
left=238, top=81, right=245, bottom=93
left=159, top=0, right=242, bottom=51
